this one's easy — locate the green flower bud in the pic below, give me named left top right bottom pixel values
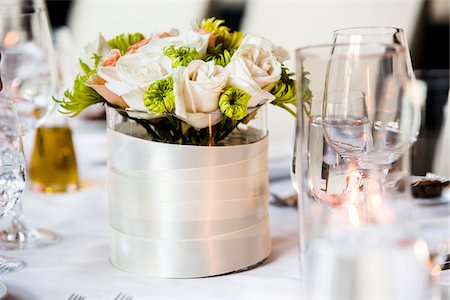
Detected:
left=219, top=86, right=250, bottom=120
left=144, top=77, right=175, bottom=114
left=163, top=45, right=199, bottom=68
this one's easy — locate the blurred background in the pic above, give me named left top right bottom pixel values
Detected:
left=44, top=0, right=449, bottom=168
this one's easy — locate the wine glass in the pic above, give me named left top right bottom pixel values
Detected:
left=321, top=44, right=425, bottom=216
left=291, top=27, right=418, bottom=191
left=333, top=26, right=414, bottom=77
left=0, top=99, right=25, bottom=273
left=0, top=5, right=60, bottom=250
left=332, top=26, right=422, bottom=144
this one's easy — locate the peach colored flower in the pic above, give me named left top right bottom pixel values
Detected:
left=127, top=38, right=151, bottom=54
left=86, top=74, right=128, bottom=108
left=127, top=30, right=179, bottom=54
left=194, top=28, right=217, bottom=47
left=101, top=49, right=121, bottom=67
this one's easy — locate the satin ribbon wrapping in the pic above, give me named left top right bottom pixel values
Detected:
left=107, top=129, right=271, bottom=278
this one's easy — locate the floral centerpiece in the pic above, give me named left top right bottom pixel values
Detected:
left=57, top=18, right=307, bottom=278
left=56, top=18, right=300, bottom=145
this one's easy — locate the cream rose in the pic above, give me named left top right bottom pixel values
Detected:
left=97, top=53, right=172, bottom=111
left=137, top=31, right=210, bottom=59
left=225, top=44, right=282, bottom=107
left=241, top=34, right=290, bottom=62
left=173, top=60, right=229, bottom=128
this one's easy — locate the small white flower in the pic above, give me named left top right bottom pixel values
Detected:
left=225, top=44, right=282, bottom=107
left=137, top=31, right=210, bottom=59
left=173, top=60, right=229, bottom=128
left=97, top=53, right=172, bottom=111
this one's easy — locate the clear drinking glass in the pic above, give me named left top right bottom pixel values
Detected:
left=0, top=100, right=25, bottom=273
left=0, top=5, right=60, bottom=250
left=295, top=43, right=429, bottom=299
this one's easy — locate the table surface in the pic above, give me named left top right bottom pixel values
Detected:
left=0, top=121, right=448, bottom=300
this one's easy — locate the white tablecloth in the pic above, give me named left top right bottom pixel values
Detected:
left=0, top=122, right=303, bottom=300
left=0, top=121, right=448, bottom=300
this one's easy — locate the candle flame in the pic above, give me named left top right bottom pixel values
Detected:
left=348, top=204, right=360, bottom=227
left=413, top=239, right=431, bottom=264
left=3, top=31, right=20, bottom=48
left=430, top=265, right=442, bottom=278
left=347, top=176, right=361, bottom=227
left=208, top=114, right=214, bottom=146
left=369, top=191, right=382, bottom=206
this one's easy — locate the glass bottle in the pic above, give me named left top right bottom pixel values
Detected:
left=29, top=109, right=78, bottom=193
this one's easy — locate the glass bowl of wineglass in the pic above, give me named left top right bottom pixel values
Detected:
left=321, top=43, right=423, bottom=169
left=0, top=4, right=60, bottom=250
left=0, top=100, right=26, bottom=273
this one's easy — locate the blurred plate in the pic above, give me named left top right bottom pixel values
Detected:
left=0, top=282, right=8, bottom=299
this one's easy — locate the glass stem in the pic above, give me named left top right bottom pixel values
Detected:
left=9, top=200, right=27, bottom=233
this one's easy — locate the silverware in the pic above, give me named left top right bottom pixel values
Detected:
left=442, top=254, right=450, bottom=271
left=115, top=292, right=133, bottom=300
left=270, top=192, right=297, bottom=207
left=68, top=293, right=86, bottom=300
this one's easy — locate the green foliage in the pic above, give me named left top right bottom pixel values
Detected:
left=117, top=107, right=261, bottom=146
left=219, top=86, right=250, bottom=120
left=163, top=45, right=199, bottom=68
left=108, top=32, right=145, bottom=54
left=54, top=55, right=104, bottom=117
left=143, top=77, right=175, bottom=114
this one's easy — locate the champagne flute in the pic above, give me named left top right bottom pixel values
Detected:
left=0, top=5, right=60, bottom=250
left=0, top=99, right=25, bottom=273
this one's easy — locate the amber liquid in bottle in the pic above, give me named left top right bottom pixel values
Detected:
left=30, top=126, right=79, bottom=193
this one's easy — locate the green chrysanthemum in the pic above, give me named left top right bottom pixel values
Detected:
left=144, top=77, right=175, bottom=114
left=54, top=54, right=104, bottom=117
left=163, top=45, right=199, bottom=68
left=219, top=87, right=250, bottom=120
left=205, top=44, right=233, bottom=67
left=108, top=32, right=145, bottom=55
left=201, top=17, right=243, bottom=67
left=270, top=65, right=297, bottom=118
left=201, top=17, right=244, bottom=50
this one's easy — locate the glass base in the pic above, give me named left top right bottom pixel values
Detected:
left=0, top=255, right=25, bottom=274
left=0, top=227, right=61, bottom=250
left=31, top=182, right=78, bottom=194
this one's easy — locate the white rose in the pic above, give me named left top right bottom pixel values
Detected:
left=137, top=31, right=210, bottom=59
left=225, top=44, right=282, bottom=107
left=241, top=34, right=290, bottom=62
left=97, top=53, right=172, bottom=111
left=80, top=34, right=111, bottom=69
left=173, top=60, right=229, bottom=128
